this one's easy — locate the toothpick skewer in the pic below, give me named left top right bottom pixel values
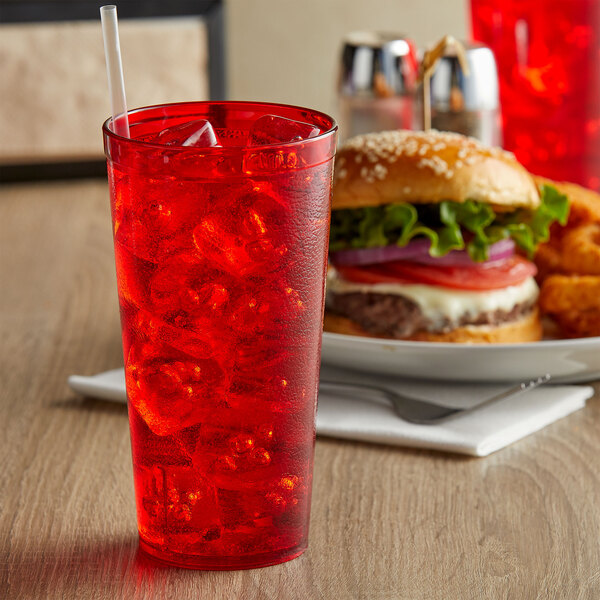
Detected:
left=418, top=35, right=470, bottom=130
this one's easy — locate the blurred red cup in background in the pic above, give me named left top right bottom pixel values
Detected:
left=470, top=0, right=600, bottom=191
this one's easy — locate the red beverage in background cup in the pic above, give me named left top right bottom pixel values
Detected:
left=102, top=102, right=337, bottom=569
left=470, top=0, right=600, bottom=191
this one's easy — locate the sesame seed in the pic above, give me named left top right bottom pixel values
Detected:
left=373, top=163, right=388, bottom=179
left=417, top=155, right=449, bottom=176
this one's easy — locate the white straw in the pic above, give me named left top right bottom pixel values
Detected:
left=100, top=5, right=130, bottom=137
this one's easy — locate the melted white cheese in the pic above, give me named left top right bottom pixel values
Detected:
left=326, top=266, right=539, bottom=328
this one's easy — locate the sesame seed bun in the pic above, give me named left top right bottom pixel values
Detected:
left=323, top=307, right=543, bottom=343
left=333, top=130, right=540, bottom=212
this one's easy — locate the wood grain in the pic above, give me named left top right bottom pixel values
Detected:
left=1, top=180, right=599, bottom=599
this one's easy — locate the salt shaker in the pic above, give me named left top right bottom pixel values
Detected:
left=338, top=32, right=418, bottom=143
left=426, top=41, right=501, bottom=146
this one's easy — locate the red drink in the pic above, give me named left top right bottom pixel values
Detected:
left=102, top=102, right=337, bottom=569
left=471, top=0, right=600, bottom=191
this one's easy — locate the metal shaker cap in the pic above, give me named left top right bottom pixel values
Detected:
left=339, top=32, right=418, bottom=98
left=430, top=42, right=499, bottom=111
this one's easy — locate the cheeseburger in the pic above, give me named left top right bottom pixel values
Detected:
left=325, top=130, right=568, bottom=343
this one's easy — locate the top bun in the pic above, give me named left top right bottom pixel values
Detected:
left=333, top=130, right=540, bottom=212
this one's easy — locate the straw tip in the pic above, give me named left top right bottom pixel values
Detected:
left=100, top=5, right=117, bottom=15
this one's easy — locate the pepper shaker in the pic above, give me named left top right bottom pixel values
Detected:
left=425, top=41, right=502, bottom=146
left=337, top=32, right=419, bottom=143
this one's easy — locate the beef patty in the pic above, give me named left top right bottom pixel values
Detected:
left=327, top=292, right=536, bottom=338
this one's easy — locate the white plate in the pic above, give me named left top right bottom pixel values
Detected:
left=321, top=333, right=600, bottom=383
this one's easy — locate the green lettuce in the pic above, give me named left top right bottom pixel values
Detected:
left=329, top=184, right=569, bottom=262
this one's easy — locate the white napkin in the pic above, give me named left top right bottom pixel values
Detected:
left=68, top=366, right=593, bottom=457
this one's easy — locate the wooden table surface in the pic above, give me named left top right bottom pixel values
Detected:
left=1, top=180, right=599, bottom=600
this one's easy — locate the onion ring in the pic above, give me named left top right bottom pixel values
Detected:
left=560, top=223, right=600, bottom=275
left=534, top=176, right=600, bottom=226
left=532, top=178, right=600, bottom=338
left=552, top=309, right=600, bottom=338
left=539, top=274, right=600, bottom=314
left=534, top=242, right=564, bottom=279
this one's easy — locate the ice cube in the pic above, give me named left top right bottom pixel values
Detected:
left=125, top=340, right=228, bottom=436
left=228, top=292, right=274, bottom=337
left=137, top=464, right=221, bottom=544
left=150, top=254, right=232, bottom=317
left=248, top=114, right=321, bottom=146
left=133, top=308, right=217, bottom=360
left=113, top=186, right=199, bottom=264
left=192, top=190, right=290, bottom=276
left=114, top=241, right=156, bottom=308
left=151, top=119, right=220, bottom=148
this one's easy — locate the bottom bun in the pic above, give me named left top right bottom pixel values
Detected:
left=323, top=307, right=542, bottom=344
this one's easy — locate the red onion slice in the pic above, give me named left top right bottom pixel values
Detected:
left=329, top=238, right=432, bottom=266
left=410, top=238, right=515, bottom=266
left=329, top=238, right=515, bottom=267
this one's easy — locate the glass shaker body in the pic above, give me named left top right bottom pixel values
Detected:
left=338, top=32, right=419, bottom=143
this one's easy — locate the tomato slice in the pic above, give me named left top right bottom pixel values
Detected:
left=335, top=256, right=537, bottom=290
left=334, top=265, right=416, bottom=286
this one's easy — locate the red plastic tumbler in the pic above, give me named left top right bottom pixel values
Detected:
left=471, top=0, right=600, bottom=191
left=103, top=101, right=337, bottom=569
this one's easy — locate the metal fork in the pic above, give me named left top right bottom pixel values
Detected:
left=319, top=374, right=552, bottom=425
